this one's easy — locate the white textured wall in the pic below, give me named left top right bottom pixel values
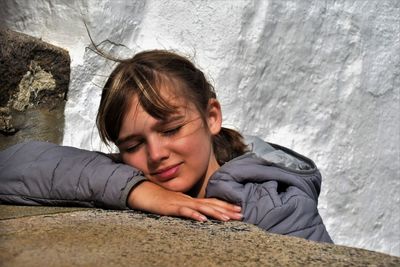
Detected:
left=1, top=0, right=399, bottom=256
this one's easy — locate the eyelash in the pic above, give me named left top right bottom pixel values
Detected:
left=124, top=126, right=183, bottom=153
left=162, top=125, right=183, bottom=136
left=125, top=143, right=142, bottom=153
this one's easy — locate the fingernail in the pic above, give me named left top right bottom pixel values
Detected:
left=234, top=206, right=242, bottom=211
left=199, top=215, right=207, bottom=222
left=222, top=215, right=230, bottom=221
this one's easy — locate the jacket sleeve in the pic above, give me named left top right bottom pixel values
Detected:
left=206, top=154, right=333, bottom=243
left=0, top=141, right=146, bottom=209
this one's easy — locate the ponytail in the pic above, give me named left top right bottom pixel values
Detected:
left=213, top=127, right=249, bottom=165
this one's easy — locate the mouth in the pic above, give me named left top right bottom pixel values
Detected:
left=151, top=163, right=182, bottom=181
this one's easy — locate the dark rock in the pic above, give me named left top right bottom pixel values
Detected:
left=0, top=27, right=70, bottom=149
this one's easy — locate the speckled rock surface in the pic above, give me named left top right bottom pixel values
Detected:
left=0, top=207, right=399, bottom=267
left=0, top=205, right=87, bottom=220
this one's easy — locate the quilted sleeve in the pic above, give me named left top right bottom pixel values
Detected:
left=239, top=180, right=333, bottom=243
left=0, top=141, right=146, bottom=209
left=206, top=155, right=333, bottom=243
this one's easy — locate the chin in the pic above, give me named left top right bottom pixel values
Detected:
left=161, top=179, right=193, bottom=193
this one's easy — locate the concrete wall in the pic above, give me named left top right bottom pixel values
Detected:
left=1, top=0, right=399, bottom=256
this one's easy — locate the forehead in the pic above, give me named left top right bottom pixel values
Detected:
left=128, top=93, right=187, bottom=120
left=129, top=81, right=191, bottom=115
left=120, top=88, right=196, bottom=131
left=141, top=74, right=190, bottom=116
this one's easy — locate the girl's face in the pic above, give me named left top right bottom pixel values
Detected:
left=116, top=89, right=222, bottom=197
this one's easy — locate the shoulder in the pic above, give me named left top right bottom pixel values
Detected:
left=212, top=152, right=319, bottom=185
left=243, top=135, right=317, bottom=171
left=208, top=136, right=323, bottom=199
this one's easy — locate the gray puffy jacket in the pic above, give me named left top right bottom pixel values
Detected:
left=0, top=141, right=146, bottom=209
left=207, top=136, right=333, bottom=243
left=0, top=137, right=332, bottom=243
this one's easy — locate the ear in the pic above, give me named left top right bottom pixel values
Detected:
left=206, top=99, right=222, bottom=136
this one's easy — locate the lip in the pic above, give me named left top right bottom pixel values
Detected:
left=151, top=163, right=182, bottom=181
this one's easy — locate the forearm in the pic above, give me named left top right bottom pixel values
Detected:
left=0, top=141, right=145, bottom=209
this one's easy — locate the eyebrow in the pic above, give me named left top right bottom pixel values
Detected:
left=115, top=134, right=141, bottom=147
left=115, top=114, right=185, bottom=146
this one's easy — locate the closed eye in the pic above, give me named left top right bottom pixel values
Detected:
left=162, top=125, right=183, bottom=137
left=124, top=142, right=143, bottom=153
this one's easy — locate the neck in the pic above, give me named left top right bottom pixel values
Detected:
left=187, top=155, right=220, bottom=198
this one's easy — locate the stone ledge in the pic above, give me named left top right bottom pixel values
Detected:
left=0, top=205, right=87, bottom=220
left=0, top=208, right=398, bottom=266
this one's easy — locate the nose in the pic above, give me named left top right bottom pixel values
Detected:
left=146, top=135, right=169, bottom=163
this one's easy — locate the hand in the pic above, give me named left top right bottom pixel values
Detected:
left=127, top=181, right=243, bottom=222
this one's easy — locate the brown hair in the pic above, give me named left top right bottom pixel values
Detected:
left=96, top=50, right=247, bottom=164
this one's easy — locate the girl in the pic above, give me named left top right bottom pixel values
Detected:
left=0, top=50, right=332, bottom=243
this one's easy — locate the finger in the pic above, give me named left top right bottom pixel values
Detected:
left=175, top=206, right=208, bottom=222
left=198, top=198, right=242, bottom=212
left=221, top=210, right=243, bottom=221
left=171, top=199, right=226, bottom=222
left=194, top=203, right=241, bottom=220
left=166, top=199, right=220, bottom=221
left=195, top=199, right=243, bottom=220
left=168, top=199, right=240, bottom=222
left=195, top=204, right=232, bottom=222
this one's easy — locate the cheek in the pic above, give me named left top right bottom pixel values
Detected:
left=177, top=130, right=212, bottom=160
left=121, top=152, right=146, bottom=171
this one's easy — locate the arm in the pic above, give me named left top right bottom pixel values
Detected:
left=0, top=141, right=145, bottom=209
left=0, top=141, right=242, bottom=221
left=206, top=154, right=333, bottom=243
